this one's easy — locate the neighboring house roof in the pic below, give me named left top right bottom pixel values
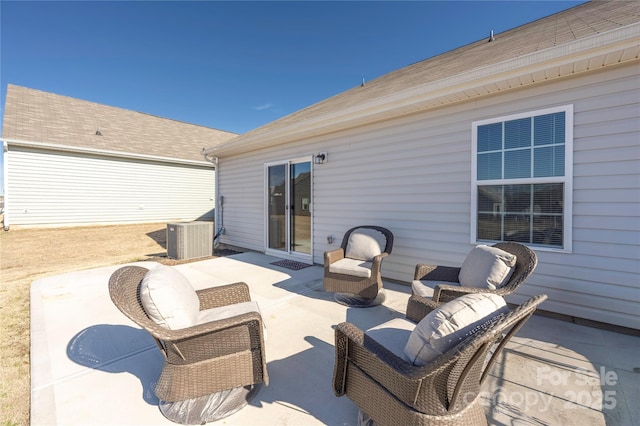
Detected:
left=2, top=84, right=238, bottom=164
left=207, top=0, right=640, bottom=157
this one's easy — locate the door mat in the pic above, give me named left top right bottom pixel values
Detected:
left=214, top=248, right=243, bottom=257
left=270, top=259, right=313, bottom=270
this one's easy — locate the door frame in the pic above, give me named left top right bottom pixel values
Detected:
left=264, top=156, right=313, bottom=261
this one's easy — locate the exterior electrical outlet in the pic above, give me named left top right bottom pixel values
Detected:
left=167, top=221, right=213, bottom=260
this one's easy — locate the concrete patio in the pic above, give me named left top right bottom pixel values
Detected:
left=31, top=252, right=639, bottom=425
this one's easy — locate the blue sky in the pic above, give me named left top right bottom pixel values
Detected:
left=0, top=1, right=586, bottom=134
left=0, top=1, right=586, bottom=195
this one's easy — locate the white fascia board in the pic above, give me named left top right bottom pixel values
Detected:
left=2, top=138, right=213, bottom=167
left=209, top=23, right=640, bottom=157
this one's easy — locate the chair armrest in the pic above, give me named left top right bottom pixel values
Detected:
left=369, top=252, right=389, bottom=273
left=375, top=252, right=389, bottom=260
left=414, top=264, right=461, bottom=281
left=196, top=282, right=251, bottom=310
left=405, top=295, right=440, bottom=323
left=149, top=310, right=264, bottom=342
left=168, top=310, right=268, bottom=388
left=433, top=284, right=499, bottom=303
left=183, top=310, right=264, bottom=340
left=324, top=248, right=344, bottom=266
left=333, top=322, right=426, bottom=402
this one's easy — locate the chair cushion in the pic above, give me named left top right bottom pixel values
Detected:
left=197, top=300, right=268, bottom=341
left=196, top=300, right=261, bottom=325
left=345, top=228, right=385, bottom=261
left=140, top=264, right=200, bottom=330
left=411, top=280, right=458, bottom=298
left=329, top=258, right=373, bottom=278
left=458, top=245, right=517, bottom=290
left=365, top=317, right=415, bottom=361
left=404, top=293, right=507, bottom=366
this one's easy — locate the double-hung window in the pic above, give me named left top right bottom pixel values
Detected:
left=471, top=105, right=573, bottom=251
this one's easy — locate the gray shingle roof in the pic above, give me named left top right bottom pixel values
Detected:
left=209, top=0, right=640, bottom=156
left=1, top=85, right=237, bottom=163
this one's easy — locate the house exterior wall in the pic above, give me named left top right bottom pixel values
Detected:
left=5, top=146, right=215, bottom=227
left=216, top=62, right=639, bottom=329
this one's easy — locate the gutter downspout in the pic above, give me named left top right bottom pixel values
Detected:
left=202, top=151, right=223, bottom=247
left=2, top=140, right=8, bottom=231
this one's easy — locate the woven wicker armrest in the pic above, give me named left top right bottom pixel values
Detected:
left=433, top=284, right=493, bottom=303
left=405, top=295, right=440, bottom=323
left=414, top=264, right=460, bottom=281
left=374, top=252, right=389, bottom=260
left=196, top=282, right=251, bottom=310
left=369, top=252, right=389, bottom=272
left=324, top=248, right=345, bottom=266
left=478, top=294, right=547, bottom=384
left=171, top=311, right=265, bottom=361
left=158, top=310, right=266, bottom=369
left=500, top=294, right=547, bottom=329
left=334, top=322, right=427, bottom=403
left=146, top=310, right=264, bottom=343
left=184, top=310, right=263, bottom=338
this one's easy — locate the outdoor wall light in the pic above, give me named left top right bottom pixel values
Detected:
left=314, top=152, right=327, bottom=164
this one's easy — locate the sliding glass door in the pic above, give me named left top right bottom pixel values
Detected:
left=266, top=158, right=311, bottom=257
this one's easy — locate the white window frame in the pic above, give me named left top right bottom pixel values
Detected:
left=471, top=105, right=573, bottom=252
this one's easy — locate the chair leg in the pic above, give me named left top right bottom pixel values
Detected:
left=334, top=289, right=386, bottom=307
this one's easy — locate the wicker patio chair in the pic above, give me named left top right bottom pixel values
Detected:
left=407, top=242, right=537, bottom=322
left=108, top=265, right=268, bottom=423
left=333, top=294, right=547, bottom=426
left=323, top=225, right=394, bottom=307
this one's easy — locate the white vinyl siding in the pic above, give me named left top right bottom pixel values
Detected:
left=6, top=147, right=215, bottom=226
left=216, top=63, right=639, bottom=329
left=216, top=151, right=267, bottom=251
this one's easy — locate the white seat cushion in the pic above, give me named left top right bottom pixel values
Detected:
left=329, top=258, right=373, bottom=278
left=196, top=300, right=261, bottom=325
left=140, top=264, right=200, bottom=330
left=345, top=228, right=386, bottom=261
left=197, top=300, right=267, bottom=341
left=458, top=245, right=517, bottom=290
left=411, top=280, right=458, bottom=298
left=404, top=293, right=508, bottom=366
left=365, top=318, right=415, bottom=362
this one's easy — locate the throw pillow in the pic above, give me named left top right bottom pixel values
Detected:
left=404, top=293, right=507, bottom=366
left=140, top=264, right=200, bottom=330
left=458, top=245, right=517, bottom=290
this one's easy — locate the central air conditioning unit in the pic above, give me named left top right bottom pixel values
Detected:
left=166, top=221, right=214, bottom=260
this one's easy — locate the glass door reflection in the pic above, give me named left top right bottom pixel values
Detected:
left=267, top=164, right=286, bottom=251
left=290, top=161, right=311, bottom=254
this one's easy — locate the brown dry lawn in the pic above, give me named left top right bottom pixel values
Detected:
left=0, top=223, right=217, bottom=426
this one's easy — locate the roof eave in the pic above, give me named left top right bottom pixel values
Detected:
left=2, top=138, right=215, bottom=167
left=207, top=23, right=640, bottom=158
